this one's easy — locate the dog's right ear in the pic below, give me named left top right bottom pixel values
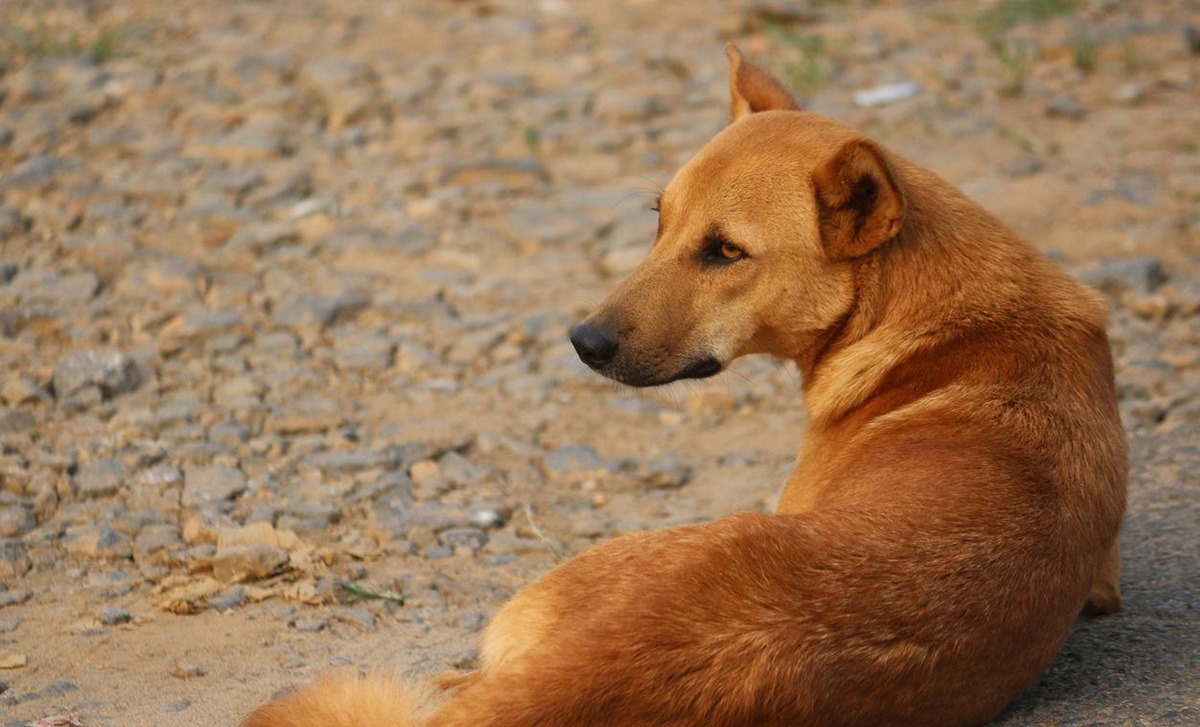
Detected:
left=726, top=43, right=799, bottom=122
left=813, top=138, right=905, bottom=260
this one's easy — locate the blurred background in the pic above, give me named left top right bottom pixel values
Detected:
left=0, top=1, right=1197, bottom=724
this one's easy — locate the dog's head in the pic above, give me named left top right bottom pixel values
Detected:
left=571, top=45, right=905, bottom=387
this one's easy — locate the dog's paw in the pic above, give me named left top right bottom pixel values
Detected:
left=1082, top=581, right=1123, bottom=617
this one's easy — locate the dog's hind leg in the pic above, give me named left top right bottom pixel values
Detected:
left=1083, top=537, right=1122, bottom=616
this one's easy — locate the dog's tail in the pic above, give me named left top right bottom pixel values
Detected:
left=242, top=672, right=437, bottom=727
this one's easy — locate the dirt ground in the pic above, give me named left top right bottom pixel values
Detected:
left=0, top=0, right=1198, bottom=725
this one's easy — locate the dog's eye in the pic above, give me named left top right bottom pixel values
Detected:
left=717, top=241, right=743, bottom=260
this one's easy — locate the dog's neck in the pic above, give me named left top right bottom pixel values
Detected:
left=798, top=159, right=1055, bottom=428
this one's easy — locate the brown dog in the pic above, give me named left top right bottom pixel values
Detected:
left=244, top=45, right=1126, bottom=727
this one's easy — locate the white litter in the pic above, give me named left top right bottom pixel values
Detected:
left=852, top=81, right=922, bottom=107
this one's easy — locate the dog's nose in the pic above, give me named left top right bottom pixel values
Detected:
left=570, top=323, right=618, bottom=368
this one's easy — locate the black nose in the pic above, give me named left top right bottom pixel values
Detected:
left=570, top=323, right=618, bottom=368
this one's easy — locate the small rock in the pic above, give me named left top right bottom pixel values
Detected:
left=1045, top=93, right=1086, bottom=120
left=438, top=451, right=486, bottom=489
left=289, top=616, right=328, bottom=632
left=410, top=459, right=449, bottom=496
left=63, top=524, right=133, bottom=559
left=641, top=451, right=692, bottom=489
left=52, top=349, right=141, bottom=400
left=1111, top=83, right=1144, bottom=105
left=438, top=527, right=489, bottom=553
left=182, top=465, right=248, bottom=508
left=74, top=457, right=128, bottom=498
left=0, top=542, right=31, bottom=578
left=542, top=443, right=614, bottom=482
left=133, top=525, right=184, bottom=562
left=334, top=608, right=377, bottom=631
left=1, top=374, right=50, bottom=406
left=208, top=585, right=246, bottom=612
left=1076, top=257, right=1166, bottom=295
left=212, top=544, right=289, bottom=583
left=1185, top=23, right=1200, bottom=55
left=0, top=589, right=32, bottom=608
left=0, top=651, right=26, bottom=669
left=99, top=606, right=133, bottom=625
left=164, top=698, right=193, bottom=712
left=0, top=409, right=34, bottom=434
left=171, top=662, right=206, bottom=679
left=0, top=505, right=35, bottom=538
left=1000, top=155, right=1043, bottom=178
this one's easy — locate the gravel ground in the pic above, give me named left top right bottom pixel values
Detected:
left=0, top=1, right=1197, bottom=725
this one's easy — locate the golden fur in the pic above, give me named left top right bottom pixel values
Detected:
left=244, top=45, right=1126, bottom=727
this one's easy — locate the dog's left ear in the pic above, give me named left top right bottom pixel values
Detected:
left=813, top=138, right=905, bottom=260
left=726, top=43, right=799, bottom=122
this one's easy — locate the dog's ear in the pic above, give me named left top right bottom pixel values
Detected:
left=726, top=43, right=799, bottom=122
left=813, top=139, right=905, bottom=259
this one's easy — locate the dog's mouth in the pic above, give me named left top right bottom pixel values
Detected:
left=588, top=354, right=725, bottom=388
left=570, top=322, right=724, bottom=387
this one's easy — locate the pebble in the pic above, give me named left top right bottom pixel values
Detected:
left=1076, top=257, right=1167, bottom=295
left=1045, top=93, right=1086, bottom=120
left=0, top=590, right=32, bottom=608
left=289, top=616, right=328, bottom=633
left=182, top=465, right=248, bottom=509
left=0, top=506, right=35, bottom=538
left=212, top=544, right=290, bottom=583
left=74, top=457, right=128, bottom=498
left=52, top=349, right=141, bottom=400
left=542, top=443, right=614, bottom=482
left=62, top=525, right=133, bottom=560
left=99, top=606, right=133, bottom=625
left=171, top=662, right=206, bottom=679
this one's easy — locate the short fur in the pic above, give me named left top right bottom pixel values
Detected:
left=244, top=45, right=1126, bottom=727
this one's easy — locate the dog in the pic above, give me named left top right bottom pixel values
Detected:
left=243, top=45, right=1127, bottom=727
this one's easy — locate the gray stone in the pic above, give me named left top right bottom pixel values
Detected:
left=208, top=585, right=246, bottom=612
left=641, top=451, right=692, bottom=489
left=63, top=525, right=133, bottom=559
left=182, top=465, right=247, bottom=508
left=0, top=410, right=34, bottom=434
left=0, top=505, right=36, bottom=538
left=2, top=375, right=50, bottom=407
left=53, top=349, right=141, bottom=400
left=133, top=525, right=183, bottom=561
left=74, top=457, right=128, bottom=498
left=171, top=662, right=206, bottom=679
left=438, top=451, right=487, bottom=488
left=1076, top=258, right=1166, bottom=295
left=0, top=615, right=21, bottom=633
left=99, top=606, right=133, bottom=625
left=542, top=443, right=614, bottom=482
left=0, top=155, right=80, bottom=189
left=438, top=527, right=489, bottom=553
left=1045, top=93, right=1086, bottom=120
left=334, top=608, right=377, bottom=631
left=0, top=542, right=31, bottom=578
left=164, top=699, right=193, bottom=713
left=212, top=544, right=289, bottom=583
left=0, top=589, right=31, bottom=608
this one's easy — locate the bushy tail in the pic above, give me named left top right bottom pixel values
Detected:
left=243, top=672, right=437, bottom=727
